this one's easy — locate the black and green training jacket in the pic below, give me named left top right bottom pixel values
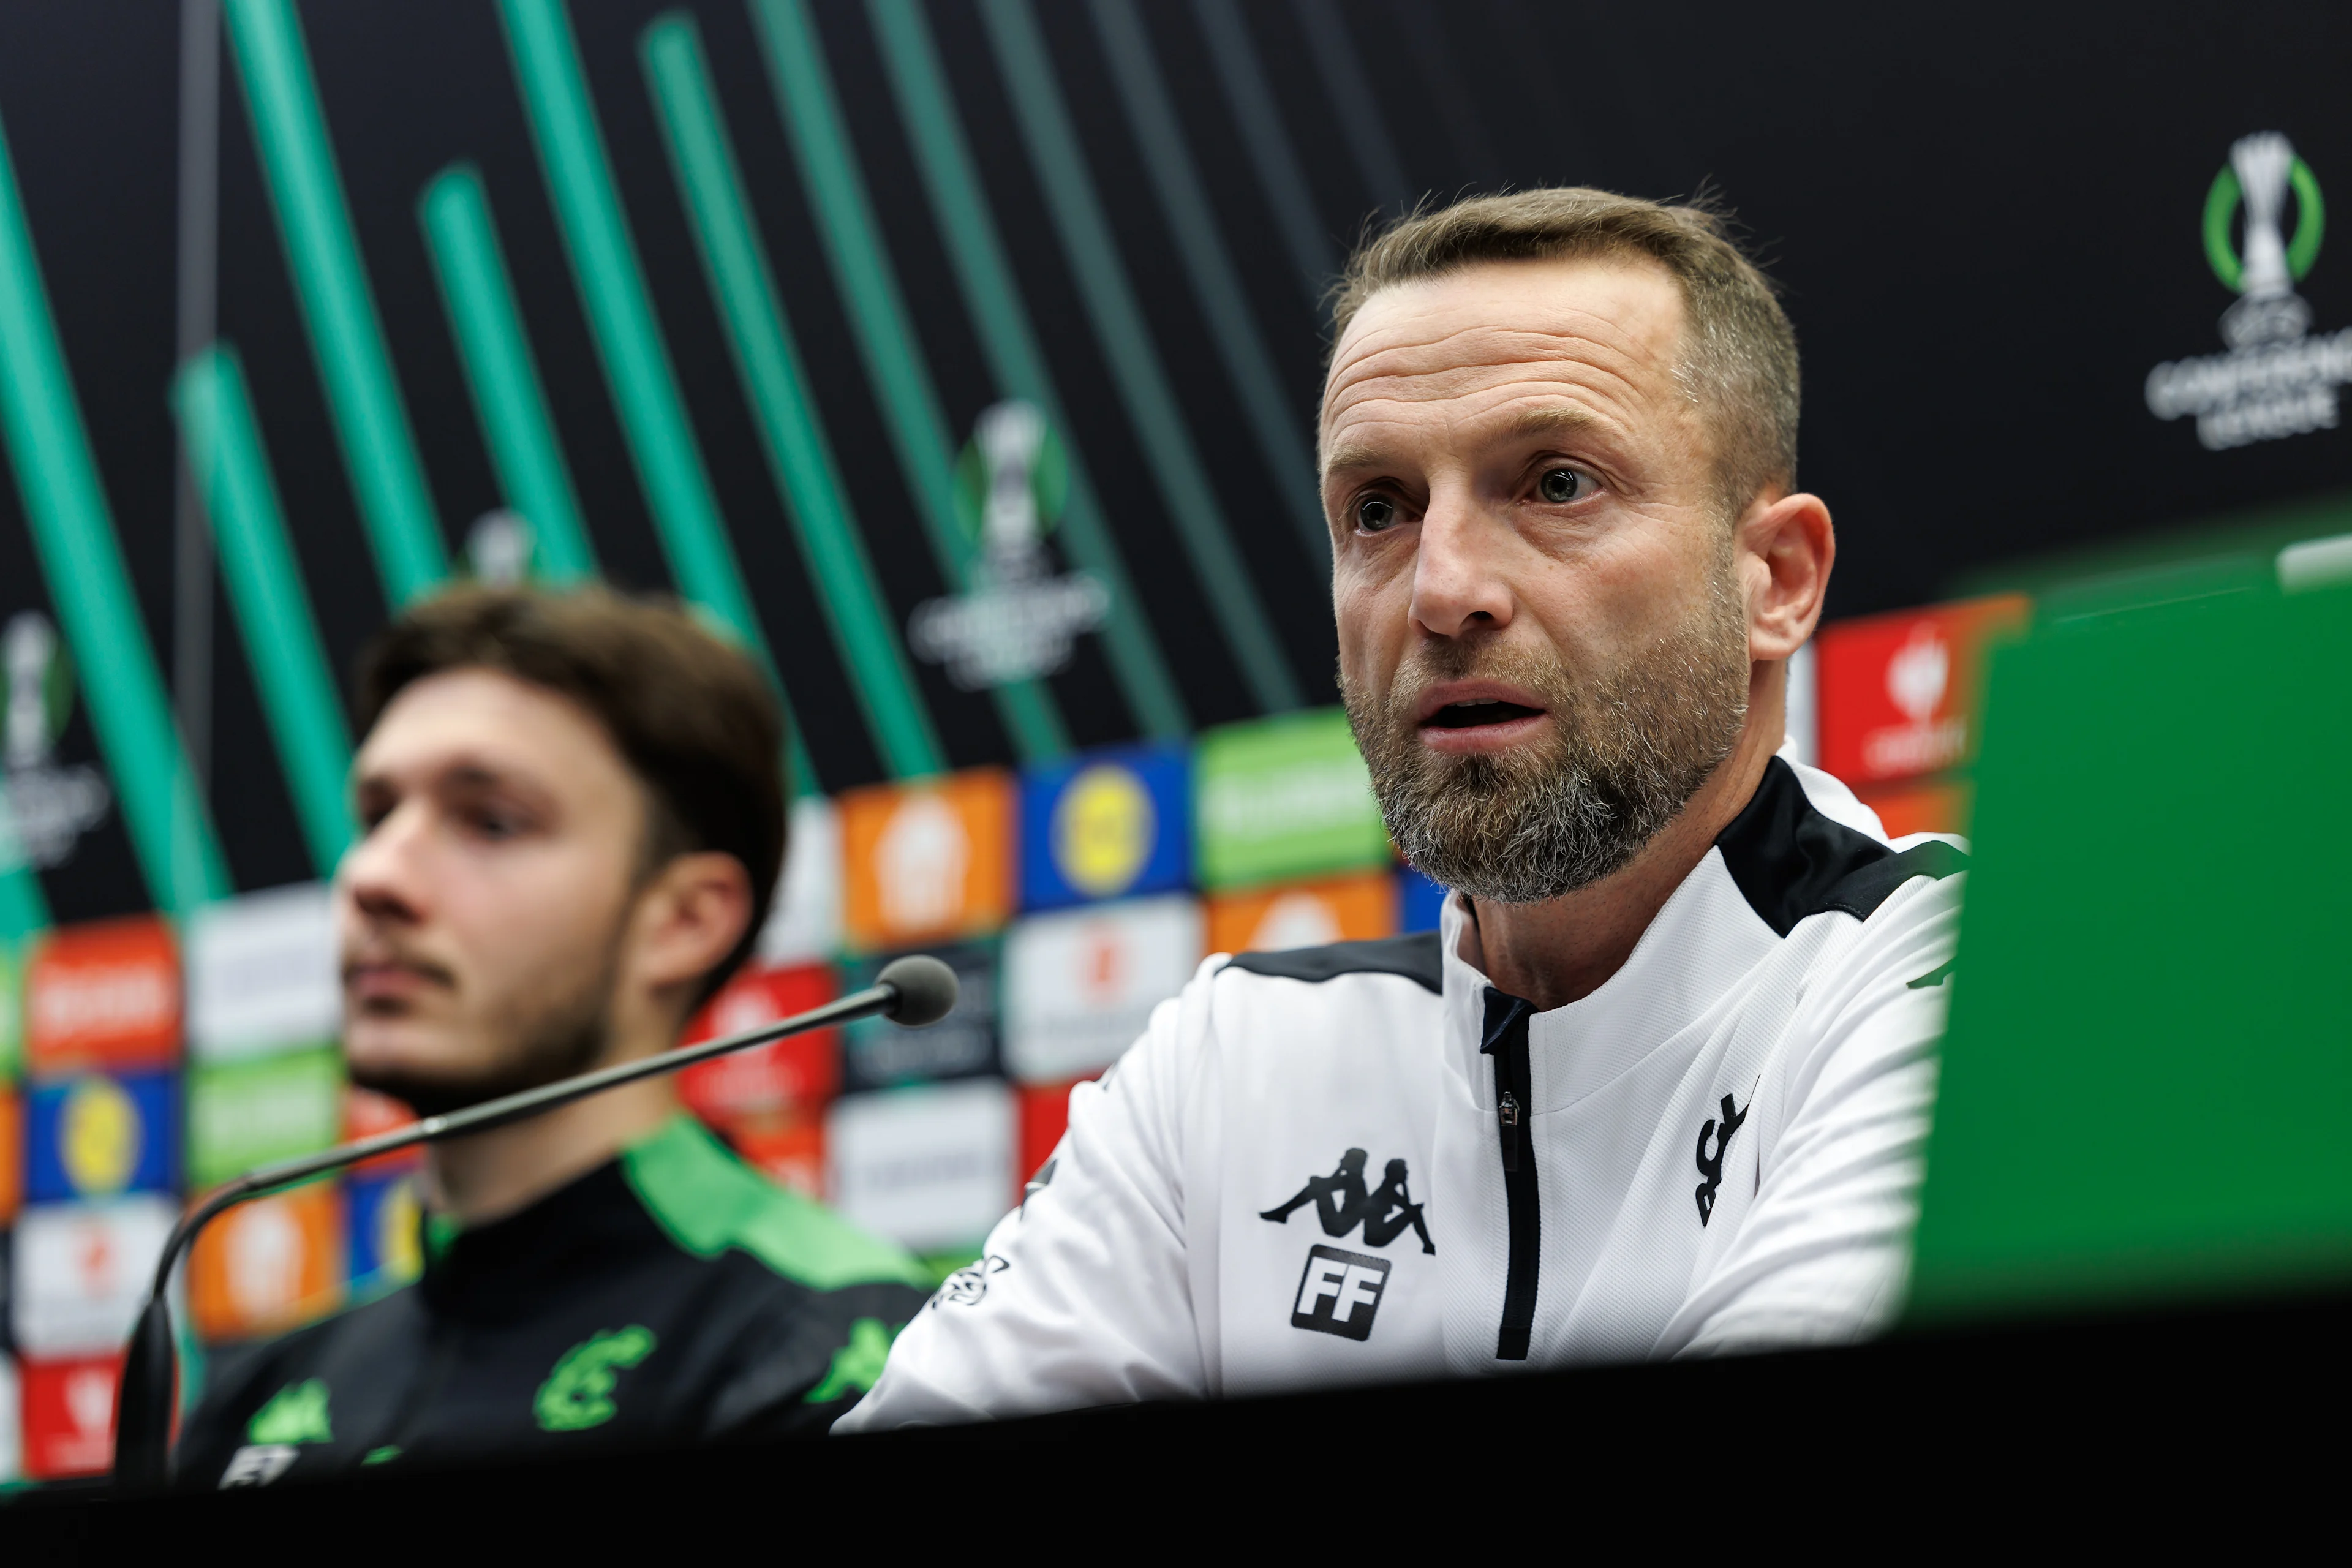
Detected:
left=174, top=1117, right=929, bottom=1489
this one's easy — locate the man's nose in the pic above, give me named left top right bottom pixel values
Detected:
left=1408, top=499, right=1515, bottom=639
left=336, top=802, right=426, bottom=922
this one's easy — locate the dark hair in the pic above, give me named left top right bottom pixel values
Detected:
left=1332, top=187, right=1801, bottom=518
left=356, top=584, right=785, bottom=1009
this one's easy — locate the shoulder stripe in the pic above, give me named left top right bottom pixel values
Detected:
left=621, top=1117, right=926, bottom=1292
left=1716, top=757, right=1967, bottom=937
left=1222, top=930, right=1443, bottom=994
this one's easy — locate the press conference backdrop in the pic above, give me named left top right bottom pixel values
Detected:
left=1, top=0, right=2348, bottom=1481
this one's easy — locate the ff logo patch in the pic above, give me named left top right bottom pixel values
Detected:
left=1291, top=1245, right=1390, bottom=1341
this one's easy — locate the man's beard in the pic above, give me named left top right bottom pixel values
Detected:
left=1343, top=562, right=1752, bottom=905
left=350, top=948, right=621, bottom=1119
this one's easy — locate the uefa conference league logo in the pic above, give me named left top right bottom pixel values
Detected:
left=2146, top=132, right=2352, bottom=451
left=1, top=609, right=109, bottom=872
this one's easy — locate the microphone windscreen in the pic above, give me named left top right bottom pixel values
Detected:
left=876, top=954, right=958, bottom=1028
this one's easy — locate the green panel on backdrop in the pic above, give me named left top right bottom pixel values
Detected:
left=187, top=1044, right=346, bottom=1189
left=1907, top=577, right=2352, bottom=1323
left=1193, top=708, right=1387, bottom=891
left=0, top=938, right=18, bottom=1082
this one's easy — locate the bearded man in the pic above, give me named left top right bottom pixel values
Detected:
left=840, top=188, right=1964, bottom=1428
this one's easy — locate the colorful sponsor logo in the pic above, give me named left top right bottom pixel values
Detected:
left=1396, top=867, right=1449, bottom=935
left=678, top=962, right=841, bottom=1128
left=11, top=1196, right=176, bottom=1357
left=0, top=939, right=21, bottom=1083
left=1206, top=870, right=1397, bottom=957
left=24, top=916, right=179, bottom=1074
left=0, top=1090, right=19, bottom=1225
left=1194, top=709, right=1388, bottom=891
left=1814, top=595, right=2030, bottom=788
left=1003, top=894, right=1200, bottom=1085
left=841, top=943, right=999, bottom=1092
left=826, top=1079, right=1015, bottom=1252
left=186, top=1046, right=344, bottom=1190
left=190, top=1181, right=345, bottom=1341
left=756, top=796, right=843, bottom=966
left=347, top=1169, right=423, bottom=1294
left=186, top=882, right=339, bottom=1060
left=731, top=1120, right=824, bottom=1201
left=26, top=1070, right=175, bottom=1202
left=19, top=1352, right=121, bottom=1479
left=839, top=769, right=1015, bottom=952
left=1019, top=745, right=1189, bottom=910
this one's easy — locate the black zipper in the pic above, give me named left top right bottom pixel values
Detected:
left=1480, top=988, right=1540, bottom=1360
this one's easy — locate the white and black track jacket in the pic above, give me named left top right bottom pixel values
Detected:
left=839, top=756, right=1966, bottom=1429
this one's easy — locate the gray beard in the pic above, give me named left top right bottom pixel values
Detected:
left=1343, top=565, right=1752, bottom=905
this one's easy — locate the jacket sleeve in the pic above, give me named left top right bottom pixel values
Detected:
left=1659, top=873, right=1959, bottom=1357
left=832, top=967, right=1215, bottom=1431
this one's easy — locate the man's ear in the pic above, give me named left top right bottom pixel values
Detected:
left=1740, top=491, right=1835, bottom=662
left=627, top=851, right=753, bottom=1004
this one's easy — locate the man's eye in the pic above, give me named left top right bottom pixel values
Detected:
left=1539, top=467, right=1589, bottom=504
left=1354, top=495, right=1398, bottom=532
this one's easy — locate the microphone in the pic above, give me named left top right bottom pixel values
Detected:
left=111, top=954, right=958, bottom=1493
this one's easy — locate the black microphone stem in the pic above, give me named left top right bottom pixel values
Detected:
left=113, top=967, right=932, bottom=1494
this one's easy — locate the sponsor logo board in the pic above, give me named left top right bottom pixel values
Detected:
left=1397, top=867, right=1449, bottom=934
left=190, top=1180, right=344, bottom=1341
left=1194, top=709, right=1387, bottom=891
left=20, top=1354, right=120, bottom=1485
left=186, top=882, right=338, bottom=1060
left=756, top=796, right=843, bottom=966
left=678, top=962, right=840, bottom=1128
left=840, top=770, right=1014, bottom=952
left=344, top=1085, right=421, bottom=1174
left=1, top=938, right=20, bottom=1082
left=26, top=1070, right=176, bottom=1202
left=0, top=1354, right=17, bottom=1483
left=347, top=1169, right=423, bottom=1293
left=20, top=1352, right=121, bottom=1479
left=12, top=1196, right=175, bottom=1356
left=1206, top=871, right=1396, bottom=957
left=827, top=1079, right=1014, bottom=1253
left=1002, top=894, right=1200, bottom=1084
left=841, top=942, right=998, bottom=1091
left=732, top=1120, right=824, bottom=1200
left=186, top=1046, right=344, bottom=1190
left=0, top=1090, right=18, bottom=1224
left=1017, top=1079, right=1082, bottom=1189
left=1814, top=595, right=2030, bottom=788
left=1019, top=745, right=1189, bottom=911
left=24, top=916, right=179, bottom=1074
left=1856, top=777, right=1973, bottom=841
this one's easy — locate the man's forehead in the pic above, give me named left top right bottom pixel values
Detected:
left=1321, top=256, right=1684, bottom=433
left=356, top=668, right=614, bottom=784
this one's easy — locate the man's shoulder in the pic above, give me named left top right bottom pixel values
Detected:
left=1219, top=930, right=1444, bottom=995
left=621, top=1117, right=927, bottom=1295
left=1718, top=756, right=1969, bottom=940
left=178, top=1283, right=421, bottom=1473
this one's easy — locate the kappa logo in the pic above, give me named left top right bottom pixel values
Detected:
left=1694, top=1093, right=1749, bottom=1227
left=1259, top=1147, right=1436, bottom=1254
left=934, top=1253, right=1009, bottom=1308
left=1291, top=1245, right=1391, bottom=1341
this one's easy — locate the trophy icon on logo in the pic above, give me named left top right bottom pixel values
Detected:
left=2217, top=132, right=2315, bottom=349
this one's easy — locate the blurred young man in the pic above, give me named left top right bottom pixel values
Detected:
left=843, top=189, right=1964, bottom=1428
left=179, top=588, right=925, bottom=1487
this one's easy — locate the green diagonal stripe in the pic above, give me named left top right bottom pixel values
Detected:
left=742, top=0, right=1069, bottom=764
left=0, top=810, right=51, bottom=938
left=497, top=0, right=818, bottom=796
left=863, top=0, right=1187, bottom=742
left=639, top=16, right=944, bottom=780
left=972, top=0, right=1300, bottom=712
left=0, top=109, right=228, bottom=916
left=1090, top=0, right=1326, bottom=568
left=418, top=165, right=597, bottom=585
left=222, top=0, right=449, bottom=605
left=174, top=345, right=356, bottom=874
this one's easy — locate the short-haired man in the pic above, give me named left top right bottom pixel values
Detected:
left=179, top=588, right=927, bottom=1485
left=842, top=188, right=1963, bottom=1427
